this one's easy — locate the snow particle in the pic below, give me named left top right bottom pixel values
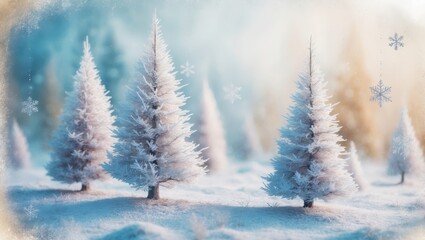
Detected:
left=370, top=79, right=391, bottom=107
left=389, top=33, right=404, bottom=50
left=21, top=96, right=39, bottom=116
left=223, top=83, right=242, bottom=104
left=180, top=61, right=195, bottom=77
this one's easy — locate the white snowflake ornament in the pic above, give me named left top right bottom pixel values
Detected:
left=24, top=204, right=38, bottom=220
left=180, top=61, right=195, bottom=77
left=389, top=33, right=404, bottom=50
left=370, top=79, right=391, bottom=107
left=22, top=96, right=39, bottom=116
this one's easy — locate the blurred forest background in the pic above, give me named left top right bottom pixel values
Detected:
left=6, top=0, right=425, bottom=166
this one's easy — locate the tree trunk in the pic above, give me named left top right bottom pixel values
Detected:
left=400, top=172, right=405, bottom=184
left=303, top=199, right=313, bottom=208
left=147, top=184, right=160, bottom=200
left=81, top=183, right=90, bottom=191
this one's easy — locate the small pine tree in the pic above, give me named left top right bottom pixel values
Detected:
left=264, top=42, right=357, bottom=208
left=347, top=141, right=367, bottom=190
left=103, top=12, right=205, bottom=200
left=8, top=119, right=31, bottom=169
left=196, top=80, right=227, bottom=173
left=46, top=37, right=115, bottom=191
left=388, top=108, right=425, bottom=184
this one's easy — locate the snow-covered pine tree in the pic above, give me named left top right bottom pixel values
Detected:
left=103, top=12, right=205, bottom=200
left=196, top=79, right=227, bottom=172
left=264, top=41, right=357, bottom=208
left=46, top=37, right=115, bottom=191
left=388, top=108, right=425, bottom=184
left=347, top=141, right=367, bottom=190
left=8, top=119, right=31, bottom=169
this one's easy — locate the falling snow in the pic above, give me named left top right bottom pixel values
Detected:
left=389, top=33, right=404, bottom=50
left=24, top=204, right=38, bottom=220
left=180, top=61, right=195, bottom=77
left=22, top=96, right=39, bottom=116
left=370, top=79, right=391, bottom=107
left=223, top=83, right=242, bottom=104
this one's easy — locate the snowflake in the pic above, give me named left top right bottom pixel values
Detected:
left=389, top=33, right=404, bottom=50
left=22, top=96, right=39, bottom=116
left=370, top=79, right=391, bottom=107
left=180, top=61, right=195, bottom=77
left=223, top=83, right=242, bottom=104
left=24, top=204, right=38, bottom=220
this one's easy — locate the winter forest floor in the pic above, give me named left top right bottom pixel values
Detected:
left=5, top=160, right=425, bottom=240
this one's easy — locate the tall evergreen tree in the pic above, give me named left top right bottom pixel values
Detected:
left=264, top=42, right=357, bottom=208
left=104, top=13, right=205, bottom=200
left=388, top=108, right=425, bottom=184
left=196, top=79, right=227, bottom=172
left=8, top=119, right=31, bottom=169
left=47, top=37, right=115, bottom=191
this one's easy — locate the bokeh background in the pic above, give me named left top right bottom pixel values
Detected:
left=5, top=0, right=425, bottom=165
left=7, top=0, right=425, bottom=169
left=2, top=0, right=425, bottom=238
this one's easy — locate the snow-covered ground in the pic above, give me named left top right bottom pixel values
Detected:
left=5, top=160, right=425, bottom=240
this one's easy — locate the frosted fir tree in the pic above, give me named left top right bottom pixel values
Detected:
left=388, top=108, right=425, bottom=184
left=196, top=79, right=227, bottom=173
left=8, top=119, right=31, bottom=169
left=46, top=37, right=115, bottom=191
left=346, top=141, right=368, bottom=190
left=264, top=42, right=357, bottom=208
left=103, top=13, right=205, bottom=200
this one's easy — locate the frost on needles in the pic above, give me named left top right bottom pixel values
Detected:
left=103, top=13, right=205, bottom=200
left=46, top=38, right=116, bottom=191
left=264, top=42, right=357, bottom=208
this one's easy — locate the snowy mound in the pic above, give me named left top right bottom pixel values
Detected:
left=99, top=222, right=178, bottom=240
